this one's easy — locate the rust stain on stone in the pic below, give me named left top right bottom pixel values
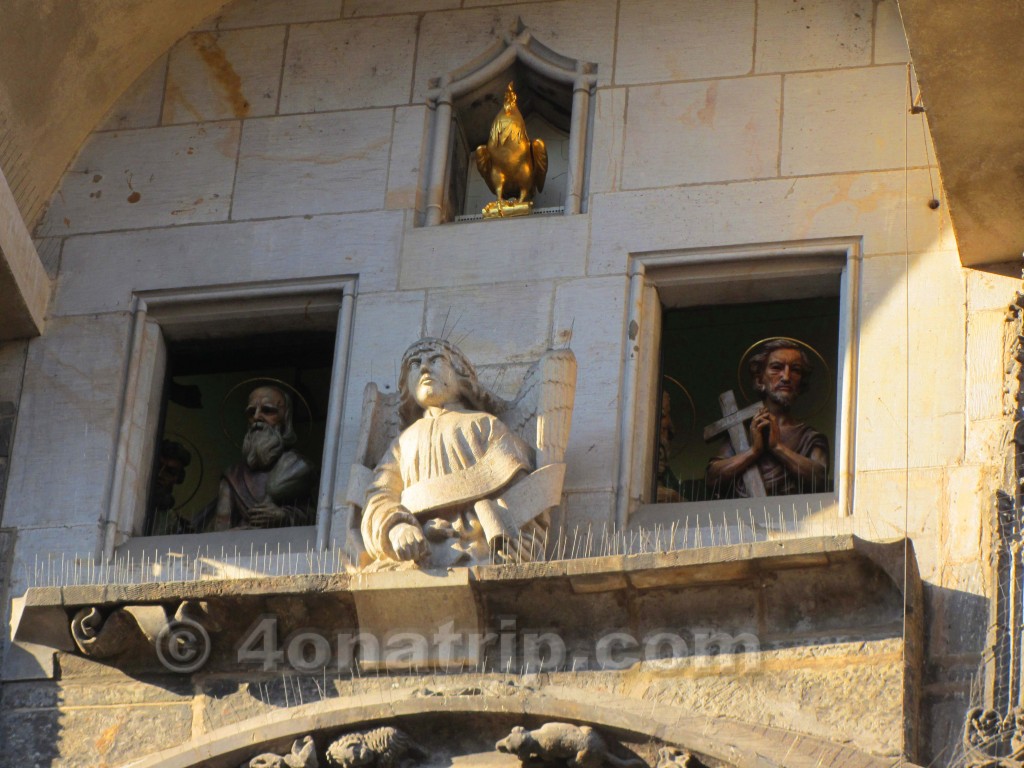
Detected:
left=797, top=175, right=885, bottom=238
left=127, top=191, right=141, bottom=204
left=192, top=32, right=250, bottom=119
left=697, top=82, right=718, bottom=127
left=95, top=719, right=119, bottom=755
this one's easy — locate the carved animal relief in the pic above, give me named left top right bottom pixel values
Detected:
left=495, top=723, right=645, bottom=768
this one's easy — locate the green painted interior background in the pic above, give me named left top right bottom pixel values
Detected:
left=659, top=296, right=839, bottom=501
left=147, top=333, right=334, bottom=535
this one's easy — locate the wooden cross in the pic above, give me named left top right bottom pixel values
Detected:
left=702, top=390, right=767, bottom=497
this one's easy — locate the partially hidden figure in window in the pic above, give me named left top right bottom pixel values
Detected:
left=706, top=339, right=829, bottom=497
left=214, top=385, right=315, bottom=529
left=351, top=338, right=576, bottom=569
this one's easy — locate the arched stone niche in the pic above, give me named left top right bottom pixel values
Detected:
left=422, top=23, right=597, bottom=225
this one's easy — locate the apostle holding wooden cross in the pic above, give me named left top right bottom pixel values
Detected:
left=705, top=339, right=829, bottom=498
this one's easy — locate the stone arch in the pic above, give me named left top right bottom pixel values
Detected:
left=124, top=685, right=904, bottom=768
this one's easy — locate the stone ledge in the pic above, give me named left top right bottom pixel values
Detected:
left=12, top=535, right=921, bottom=682
left=18, top=534, right=914, bottom=610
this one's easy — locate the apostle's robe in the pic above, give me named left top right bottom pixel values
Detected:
left=215, top=450, right=314, bottom=529
left=711, top=422, right=829, bottom=498
left=362, top=405, right=536, bottom=566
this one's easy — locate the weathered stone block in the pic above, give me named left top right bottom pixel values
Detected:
left=338, top=290, right=426, bottom=471
left=0, top=679, right=60, bottom=710
left=345, top=0, right=460, bottom=15
left=197, top=676, right=336, bottom=733
left=874, top=0, right=911, bottom=65
left=38, top=122, right=239, bottom=237
left=34, top=237, right=62, bottom=279
left=54, top=211, right=403, bottom=317
left=400, top=214, right=589, bottom=290
left=966, top=417, right=1009, bottom=461
left=854, top=253, right=909, bottom=472
left=755, top=0, right=872, bottom=73
left=73, top=678, right=195, bottom=708
left=99, top=55, right=168, bottom=132
left=622, top=77, right=781, bottom=188
left=413, top=0, right=618, bottom=101
left=280, top=17, right=418, bottom=113
left=3, top=704, right=192, bottom=768
left=484, top=577, right=630, bottom=663
left=552, top=276, right=627, bottom=492
left=923, top=581, right=988, bottom=658
left=967, top=267, right=1020, bottom=313
left=232, top=110, right=392, bottom=219
left=967, top=309, right=1007, bottom=422
left=588, top=87, right=627, bottom=197
left=464, top=0, right=550, bottom=5
left=386, top=106, right=428, bottom=212
left=634, top=582, right=759, bottom=640
left=163, top=27, right=287, bottom=124
left=557, top=491, right=616, bottom=539
left=424, top=281, right=553, bottom=367
left=0, top=413, right=14, bottom=455
left=587, top=169, right=954, bottom=276
left=853, top=467, right=944, bottom=581
left=0, top=458, right=9, bottom=509
left=196, top=0, right=342, bottom=30
left=616, top=0, right=754, bottom=84
left=906, top=248, right=966, bottom=469
left=638, top=639, right=905, bottom=756
left=782, top=65, right=930, bottom=176
left=2, top=314, right=130, bottom=530
left=761, top=560, right=903, bottom=639
left=4, top=526, right=104, bottom=600
left=943, top=465, right=987, bottom=565
left=0, top=342, right=27, bottom=407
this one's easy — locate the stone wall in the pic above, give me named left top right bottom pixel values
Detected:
left=3, top=538, right=918, bottom=767
left=0, top=0, right=1013, bottom=764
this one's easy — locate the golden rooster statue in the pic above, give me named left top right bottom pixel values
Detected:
left=474, top=82, right=548, bottom=218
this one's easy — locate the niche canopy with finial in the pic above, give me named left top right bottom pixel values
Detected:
left=423, top=21, right=597, bottom=225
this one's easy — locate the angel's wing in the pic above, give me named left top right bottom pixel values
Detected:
left=344, top=383, right=401, bottom=511
left=474, top=145, right=498, bottom=196
left=497, top=349, right=577, bottom=467
left=531, top=138, right=548, bottom=194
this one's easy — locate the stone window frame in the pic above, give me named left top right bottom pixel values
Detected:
left=422, top=24, right=597, bottom=226
left=616, top=238, right=862, bottom=528
left=100, top=277, right=356, bottom=559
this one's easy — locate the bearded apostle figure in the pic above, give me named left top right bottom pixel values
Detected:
left=213, top=385, right=315, bottom=529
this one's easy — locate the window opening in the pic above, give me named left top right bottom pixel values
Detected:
left=656, top=297, right=839, bottom=504
left=144, top=331, right=335, bottom=536
left=616, top=241, right=859, bottom=528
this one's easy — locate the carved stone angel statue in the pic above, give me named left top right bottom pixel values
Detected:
left=344, top=337, right=576, bottom=569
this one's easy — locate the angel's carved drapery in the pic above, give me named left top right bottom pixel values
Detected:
left=344, top=339, right=577, bottom=569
